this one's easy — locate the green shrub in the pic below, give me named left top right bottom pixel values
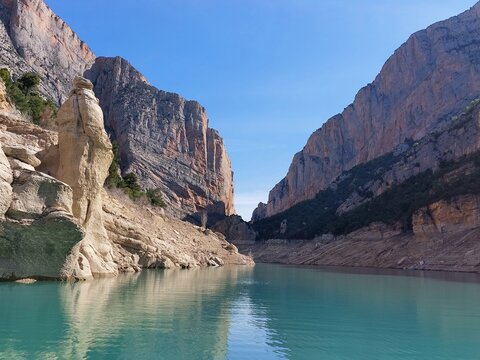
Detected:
left=253, top=147, right=480, bottom=240
left=18, top=72, right=41, bottom=92
left=0, top=68, right=57, bottom=125
left=146, top=188, right=165, bottom=207
left=107, top=141, right=165, bottom=207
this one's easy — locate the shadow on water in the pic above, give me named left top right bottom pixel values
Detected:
left=2, top=264, right=480, bottom=359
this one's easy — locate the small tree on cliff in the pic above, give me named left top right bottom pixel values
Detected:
left=0, top=68, right=57, bottom=125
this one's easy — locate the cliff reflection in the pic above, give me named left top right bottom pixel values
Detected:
left=59, top=267, right=254, bottom=359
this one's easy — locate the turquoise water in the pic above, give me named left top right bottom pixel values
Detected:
left=1, top=265, right=480, bottom=359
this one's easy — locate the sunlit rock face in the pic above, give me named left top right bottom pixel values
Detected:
left=0, top=146, right=12, bottom=217
left=0, top=0, right=237, bottom=222
left=0, top=145, right=84, bottom=279
left=256, top=2, right=480, bottom=220
left=55, top=76, right=117, bottom=280
left=86, top=56, right=235, bottom=221
left=0, top=0, right=96, bottom=104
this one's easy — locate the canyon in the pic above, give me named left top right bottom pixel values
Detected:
left=3, top=0, right=480, bottom=278
left=244, top=1, right=480, bottom=272
left=254, top=2, right=480, bottom=221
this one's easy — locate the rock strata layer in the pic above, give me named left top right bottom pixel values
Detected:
left=86, top=57, right=235, bottom=220
left=256, top=2, right=480, bottom=220
left=241, top=204, right=480, bottom=273
left=0, top=0, right=95, bottom=104
left=0, top=96, right=252, bottom=280
left=0, top=1, right=236, bottom=221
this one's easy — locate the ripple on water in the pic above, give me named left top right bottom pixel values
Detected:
left=1, top=265, right=480, bottom=359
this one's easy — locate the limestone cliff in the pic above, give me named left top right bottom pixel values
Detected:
left=253, top=102, right=480, bottom=240
left=0, top=1, right=237, bottom=220
left=0, top=0, right=96, bottom=104
left=256, top=2, right=480, bottom=220
left=0, top=81, right=251, bottom=280
left=86, top=56, right=235, bottom=221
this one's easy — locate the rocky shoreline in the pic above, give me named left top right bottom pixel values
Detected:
left=0, top=77, right=252, bottom=281
left=240, top=210, right=480, bottom=274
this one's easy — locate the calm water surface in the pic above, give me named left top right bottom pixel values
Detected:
left=1, top=264, right=480, bottom=359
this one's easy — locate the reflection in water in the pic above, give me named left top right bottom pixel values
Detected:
left=59, top=267, right=254, bottom=360
left=246, top=265, right=480, bottom=360
left=2, top=265, right=480, bottom=359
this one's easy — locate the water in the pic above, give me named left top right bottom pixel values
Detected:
left=1, top=264, right=480, bottom=360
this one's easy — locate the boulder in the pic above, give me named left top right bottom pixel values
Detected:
left=0, top=168, right=83, bottom=279
left=2, top=146, right=41, bottom=167
left=6, top=170, right=72, bottom=220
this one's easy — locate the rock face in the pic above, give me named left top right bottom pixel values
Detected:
left=53, top=76, right=116, bottom=279
left=413, top=195, right=480, bottom=236
left=0, top=0, right=96, bottom=104
left=0, top=1, right=236, bottom=221
left=0, top=142, right=84, bottom=279
left=257, top=2, right=480, bottom=220
left=254, top=102, right=480, bottom=240
left=211, top=215, right=257, bottom=243
left=0, top=88, right=252, bottom=280
left=240, top=223, right=480, bottom=273
left=244, top=196, right=480, bottom=273
left=86, top=57, right=235, bottom=221
left=0, top=78, right=11, bottom=111
left=0, top=145, right=12, bottom=217
left=251, top=202, right=267, bottom=223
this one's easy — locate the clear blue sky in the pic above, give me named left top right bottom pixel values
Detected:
left=45, top=0, right=477, bottom=220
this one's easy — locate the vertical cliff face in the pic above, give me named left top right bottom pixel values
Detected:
left=0, top=0, right=236, bottom=220
left=257, top=2, right=480, bottom=219
left=86, top=57, right=235, bottom=220
left=0, top=0, right=96, bottom=104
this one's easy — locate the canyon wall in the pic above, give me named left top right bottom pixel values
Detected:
left=0, top=79, right=251, bottom=280
left=0, top=0, right=236, bottom=220
left=0, top=0, right=96, bottom=104
left=256, top=2, right=480, bottom=220
left=86, top=57, right=235, bottom=220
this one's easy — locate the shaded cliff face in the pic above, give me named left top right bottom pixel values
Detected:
left=253, top=100, right=480, bottom=240
left=257, top=2, right=480, bottom=220
left=86, top=57, right=235, bottom=220
left=0, top=0, right=96, bottom=104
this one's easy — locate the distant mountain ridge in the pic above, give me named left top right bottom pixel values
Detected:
left=0, top=0, right=235, bottom=220
left=254, top=1, right=480, bottom=220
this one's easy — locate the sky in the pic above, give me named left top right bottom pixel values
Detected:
left=45, top=0, right=477, bottom=220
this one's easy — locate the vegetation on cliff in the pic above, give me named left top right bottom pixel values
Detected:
left=0, top=68, right=56, bottom=125
left=253, top=101, right=480, bottom=240
left=108, top=142, right=165, bottom=207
